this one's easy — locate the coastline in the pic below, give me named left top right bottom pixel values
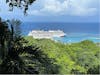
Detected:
left=26, top=31, right=100, bottom=44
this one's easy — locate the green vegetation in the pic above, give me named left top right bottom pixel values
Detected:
left=25, top=36, right=100, bottom=74
left=0, top=1, right=100, bottom=73
left=0, top=18, right=100, bottom=74
left=0, top=18, right=59, bottom=74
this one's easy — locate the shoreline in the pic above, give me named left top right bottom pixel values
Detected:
left=24, top=36, right=100, bottom=44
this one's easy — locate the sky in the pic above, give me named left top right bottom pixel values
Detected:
left=0, top=0, right=99, bottom=22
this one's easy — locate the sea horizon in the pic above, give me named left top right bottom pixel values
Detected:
left=21, top=22, right=99, bottom=34
left=21, top=22, right=100, bottom=43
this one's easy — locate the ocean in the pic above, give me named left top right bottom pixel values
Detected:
left=21, top=22, right=100, bottom=43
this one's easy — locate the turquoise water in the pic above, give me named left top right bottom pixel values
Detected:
left=21, top=22, right=100, bottom=43
left=53, top=33, right=100, bottom=43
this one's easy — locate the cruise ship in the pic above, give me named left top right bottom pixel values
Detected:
left=28, top=30, right=66, bottom=39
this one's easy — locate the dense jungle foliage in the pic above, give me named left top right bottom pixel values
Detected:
left=25, top=36, right=100, bottom=74
left=0, top=18, right=100, bottom=74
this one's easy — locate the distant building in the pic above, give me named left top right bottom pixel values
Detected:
left=28, top=30, right=66, bottom=39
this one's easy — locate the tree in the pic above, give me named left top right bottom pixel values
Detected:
left=0, top=18, right=10, bottom=60
left=7, top=19, right=22, bottom=38
left=1, top=0, right=57, bottom=74
left=6, top=0, right=36, bottom=15
left=0, top=18, right=60, bottom=74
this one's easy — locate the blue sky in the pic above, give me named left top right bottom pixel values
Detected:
left=0, top=0, right=99, bottom=22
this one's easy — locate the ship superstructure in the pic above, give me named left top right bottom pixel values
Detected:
left=28, top=30, right=66, bottom=39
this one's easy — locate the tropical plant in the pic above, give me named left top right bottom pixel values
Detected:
left=0, top=18, right=60, bottom=74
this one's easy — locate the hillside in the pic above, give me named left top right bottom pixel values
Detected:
left=24, top=36, right=100, bottom=74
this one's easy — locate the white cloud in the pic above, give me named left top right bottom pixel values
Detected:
left=28, top=0, right=99, bottom=16
left=29, top=10, right=42, bottom=16
left=41, top=0, right=69, bottom=14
